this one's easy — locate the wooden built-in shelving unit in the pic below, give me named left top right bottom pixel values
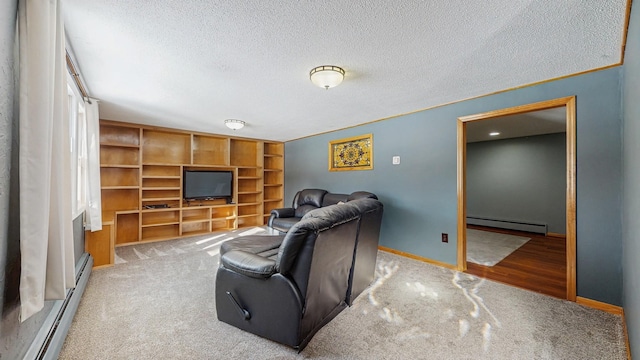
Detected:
left=86, top=120, right=284, bottom=267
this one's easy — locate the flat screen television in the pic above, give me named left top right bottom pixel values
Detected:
left=183, top=170, right=233, bottom=202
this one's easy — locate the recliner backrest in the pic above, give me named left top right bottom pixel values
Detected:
left=344, top=198, right=384, bottom=303
left=347, top=191, right=378, bottom=201
left=322, top=193, right=348, bottom=207
left=276, top=203, right=360, bottom=301
left=293, top=189, right=328, bottom=218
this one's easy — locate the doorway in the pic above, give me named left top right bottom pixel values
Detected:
left=456, top=96, right=576, bottom=301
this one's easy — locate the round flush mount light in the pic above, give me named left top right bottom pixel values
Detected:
left=225, top=119, right=245, bottom=130
left=309, top=65, right=345, bottom=89
left=489, top=132, right=500, bottom=136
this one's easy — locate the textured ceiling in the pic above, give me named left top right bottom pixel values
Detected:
left=63, top=0, right=629, bottom=142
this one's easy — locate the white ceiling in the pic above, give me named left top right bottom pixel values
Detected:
left=466, top=107, right=567, bottom=143
left=63, top=0, right=629, bottom=142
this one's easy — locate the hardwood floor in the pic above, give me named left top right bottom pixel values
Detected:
left=464, top=225, right=567, bottom=299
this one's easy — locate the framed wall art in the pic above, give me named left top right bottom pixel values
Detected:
left=328, top=133, right=373, bottom=171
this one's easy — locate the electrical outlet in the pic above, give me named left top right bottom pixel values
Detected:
left=441, top=233, right=448, bottom=243
left=392, top=156, right=400, bottom=165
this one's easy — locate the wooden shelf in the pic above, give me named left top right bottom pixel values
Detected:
left=100, top=142, right=140, bottom=148
left=142, top=197, right=181, bottom=201
left=95, top=120, right=283, bottom=265
left=182, top=218, right=210, bottom=224
left=102, top=186, right=139, bottom=190
left=237, top=214, right=261, bottom=218
left=141, top=221, right=180, bottom=228
left=142, top=175, right=181, bottom=179
left=101, top=164, right=139, bottom=168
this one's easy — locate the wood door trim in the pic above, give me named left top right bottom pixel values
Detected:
left=456, top=96, right=577, bottom=301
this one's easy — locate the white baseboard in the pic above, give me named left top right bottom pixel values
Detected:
left=23, top=253, right=93, bottom=360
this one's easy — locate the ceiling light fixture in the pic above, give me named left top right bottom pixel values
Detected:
left=309, top=65, right=345, bottom=89
left=489, top=132, right=500, bottom=136
left=225, top=119, right=245, bottom=130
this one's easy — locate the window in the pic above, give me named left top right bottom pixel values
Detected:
left=67, top=78, right=88, bottom=218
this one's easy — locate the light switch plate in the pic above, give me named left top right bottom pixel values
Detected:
left=392, top=156, right=400, bottom=165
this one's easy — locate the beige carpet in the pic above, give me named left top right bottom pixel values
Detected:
left=59, top=227, right=626, bottom=359
left=466, top=228, right=531, bottom=266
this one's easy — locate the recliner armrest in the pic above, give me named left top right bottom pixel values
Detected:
left=221, top=250, right=277, bottom=279
left=270, top=207, right=295, bottom=218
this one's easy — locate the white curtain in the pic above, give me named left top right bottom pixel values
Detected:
left=18, top=0, right=75, bottom=321
left=85, top=100, right=102, bottom=231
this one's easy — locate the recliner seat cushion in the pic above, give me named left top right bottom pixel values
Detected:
left=220, top=235, right=284, bottom=259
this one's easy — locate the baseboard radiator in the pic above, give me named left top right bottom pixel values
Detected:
left=23, top=253, right=93, bottom=360
left=467, top=216, right=547, bottom=234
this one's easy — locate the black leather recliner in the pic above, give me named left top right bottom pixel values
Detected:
left=268, top=188, right=378, bottom=233
left=215, top=198, right=383, bottom=350
left=345, top=196, right=384, bottom=305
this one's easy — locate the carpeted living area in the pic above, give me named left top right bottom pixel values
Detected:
left=59, top=228, right=627, bottom=359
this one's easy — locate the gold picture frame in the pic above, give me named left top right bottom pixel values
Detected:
left=328, top=134, right=373, bottom=171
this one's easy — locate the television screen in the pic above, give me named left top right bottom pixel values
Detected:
left=183, top=170, right=232, bottom=201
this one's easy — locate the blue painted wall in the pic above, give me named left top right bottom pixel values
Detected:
left=622, top=0, right=640, bottom=356
left=286, top=67, right=623, bottom=305
left=467, top=133, right=566, bottom=234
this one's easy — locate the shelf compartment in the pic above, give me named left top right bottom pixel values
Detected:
left=236, top=215, right=262, bottom=228
left=100, top=167, right=140, bottom=187
left=181, top=221, right=210, bottom=236
left=238, top=192, right=262, bottom=204
left=264, top=186, right=283, bottom=201
left=264, top=142, right=284, bottom=157
left=142, top=165, right=181, bottom=177
left=102, top=189, right=139, bottom=212
left=141, top=224, right=180, bottom=241
left=100, top=124, right=140, bottom=147
left=142, top=177, right=180, bottom=188
left=193, top=135, right=229, bottom=166
left=211, top=206, right=236, bottom=219
left=263, top=198, right=283, bottom=203
left=264, top=156, right=283, bottom=170
left=238, top=178, right=260, bottom=193
left=142, top=130, right=191, bottom=165
left=141, top=210, right=180, bottom=226
left=238, top=204, right=261, bottom=217
left=142, top=199, right=181, bottom=209
left=116, top=212, right=139, bottom=244
left=264, top=171, right=283, bottom=185
left=182, top=208, right=210, bottom=222
left=100, top=146, right=139, bottom=166
left=142, top=189, right=181, bottom=200
left=183, top=198, right=229, bottom=207
left=212, top=218, right=235, bottom=231
left=230, top=139, right=259, bottom=167
left=237, top=167, right=260, bottom=177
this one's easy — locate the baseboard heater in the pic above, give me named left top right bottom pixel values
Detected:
left=23, top=253, right=93, bottom=360
left=467, top=216, right=547, bottom=234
